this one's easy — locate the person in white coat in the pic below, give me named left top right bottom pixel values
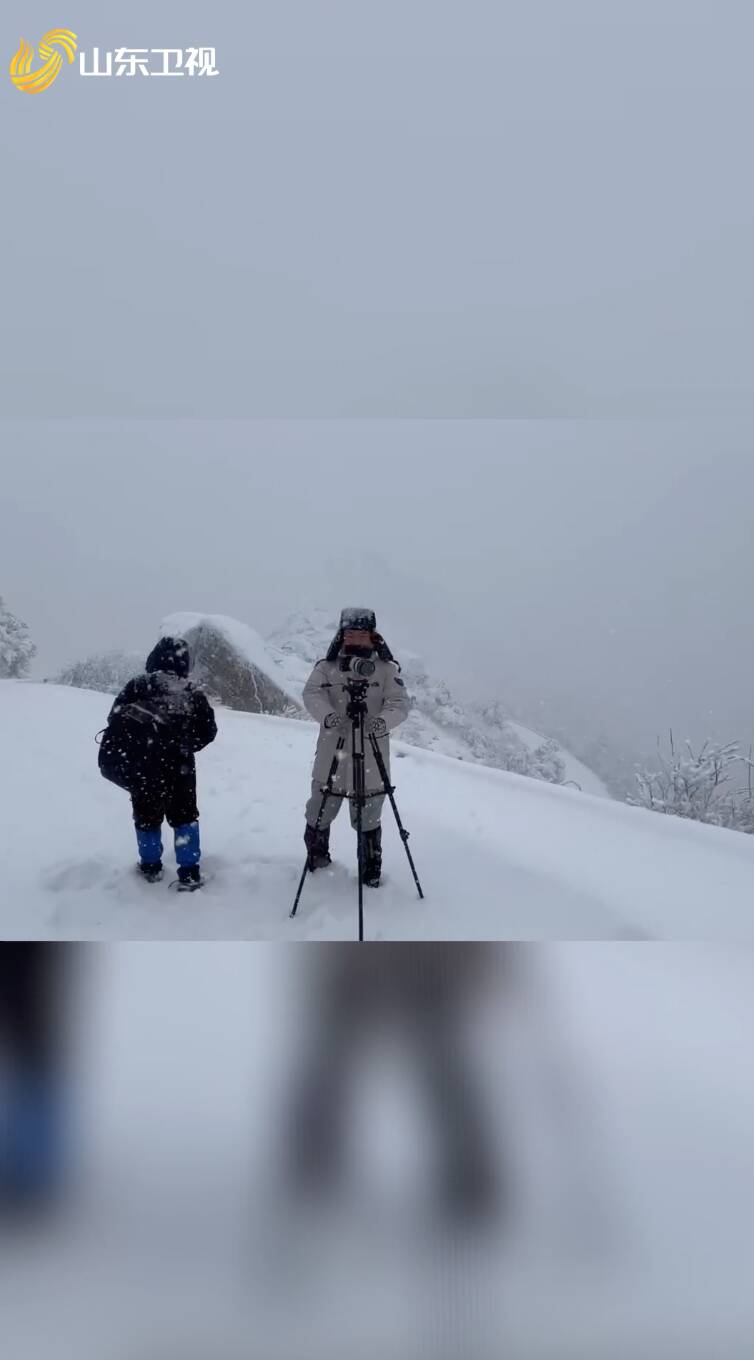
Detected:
left=302, top=608, right=410, bottom=886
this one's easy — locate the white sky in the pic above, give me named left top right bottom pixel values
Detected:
left=1, top=2, right=754, bottom=418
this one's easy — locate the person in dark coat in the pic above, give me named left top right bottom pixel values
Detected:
left=107, top=637, right=217, bottom=890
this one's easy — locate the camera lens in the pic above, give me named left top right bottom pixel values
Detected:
left=339, top=656, right=376, bottom=677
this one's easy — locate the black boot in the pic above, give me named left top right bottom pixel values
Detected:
left=176, top=865, right=202, bottom=892
left=305, top=824, right=331, bottom=871
left=362, top=827, right=382, bottom=888
left=138, top=861, right=163, bottom=883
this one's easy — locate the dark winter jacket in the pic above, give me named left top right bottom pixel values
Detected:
left=108, top=639, right=217, bottom=790
left=109, top=672, right=216, bottom=758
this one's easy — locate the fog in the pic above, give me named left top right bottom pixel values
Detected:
left=2, top=2, right=754, bottom=418
left=1, top=420, right=753, bottom=769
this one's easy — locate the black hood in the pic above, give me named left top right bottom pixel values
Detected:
left=145, top=636, right=191, bottom=678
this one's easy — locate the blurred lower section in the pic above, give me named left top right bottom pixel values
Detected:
left=0, top=945, right=72, bottom=1219
left=281, top=945, right=503, bottom=1227
left=1, top=943, right=754, bottom=1359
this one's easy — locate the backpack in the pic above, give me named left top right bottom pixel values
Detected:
left=96, top=701, right=169, bottom=791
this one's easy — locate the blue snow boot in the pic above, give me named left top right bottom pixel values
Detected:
left=174, top=821, right=201, bottom=868
left=136, top=826, right=164, bottom=881
left=174, top=822, right=202, bottom=890
left=172, top=821, right=200, bottom=886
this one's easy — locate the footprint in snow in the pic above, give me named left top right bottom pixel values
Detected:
left=44, top=858, right=117, bottom=893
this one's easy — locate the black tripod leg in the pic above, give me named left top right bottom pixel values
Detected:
left=290, top=736, right=345, bottom=919
left=369, top=734, right=424, bottom=900
left=354, top=714, right=366, bottom=942
left=290, top=858, right=311, bottom=920
left=356, top=794, right=364, bottom=942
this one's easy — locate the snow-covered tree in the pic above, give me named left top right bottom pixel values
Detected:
left=629, top=733, right=754, bottom=833
left=55, top=650, right=142, bottom=695
left=0, top=596, right=36, bottom=678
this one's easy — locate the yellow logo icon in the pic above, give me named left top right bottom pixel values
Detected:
left=10, top=29, right=78, bottom=94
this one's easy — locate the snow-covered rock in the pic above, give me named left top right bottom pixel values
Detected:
left=161, top=612, right=303, bottom=717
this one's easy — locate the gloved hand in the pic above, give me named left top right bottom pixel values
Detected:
left=366, top=716, right=388, bottom=738
left=324, top=712, right=348, bottom=732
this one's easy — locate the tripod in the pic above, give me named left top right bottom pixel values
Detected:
left=290, top=679, right=424, bottom=940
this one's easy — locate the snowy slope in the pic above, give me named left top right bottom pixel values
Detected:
left=507, top=721, right=607, bottom=797
left=2, top=679, right=754, bottom=941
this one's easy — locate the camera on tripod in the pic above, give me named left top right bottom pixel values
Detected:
left=338, top=655, right=376, bottom=678
left=342, top=676, right=369, bottom=719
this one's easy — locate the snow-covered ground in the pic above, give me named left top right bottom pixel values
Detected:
left=2, top=679, right=754, bottom=940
